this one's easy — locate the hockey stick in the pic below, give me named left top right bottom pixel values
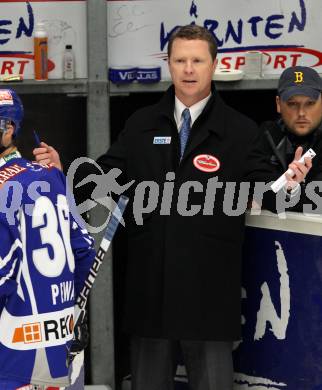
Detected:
left=67, top=195, right=129, bottom=365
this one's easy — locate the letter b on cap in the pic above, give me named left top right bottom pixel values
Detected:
left=294, top=71, right=303, bottom=83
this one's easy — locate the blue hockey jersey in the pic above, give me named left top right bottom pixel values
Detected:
left=0, top=150, right=96, bottom=387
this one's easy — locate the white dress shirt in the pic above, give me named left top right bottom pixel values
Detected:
left=174, top=94, right=211, bottom=131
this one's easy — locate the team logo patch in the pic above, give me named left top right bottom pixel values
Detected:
left=193, top=154, right=220, bottom=172
left=294, top=71, right=304, bottom=83
left=0, top=90, right=13, bottom=105
left=0, top=164, right=27, bottom=185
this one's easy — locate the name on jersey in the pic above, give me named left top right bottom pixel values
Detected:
left=51, top=280, right=75, bottom=305
left=0, top=164, right=26, bottom=184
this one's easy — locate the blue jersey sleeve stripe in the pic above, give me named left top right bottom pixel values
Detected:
left=0, top=239, right=22, bottom=269
left=0, top=258, right=18, bottom=286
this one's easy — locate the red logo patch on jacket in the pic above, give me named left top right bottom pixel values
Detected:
left=193, top=154, right=220, bottom=173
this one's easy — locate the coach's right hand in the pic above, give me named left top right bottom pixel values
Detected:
left=33, top=142, right=63, bottom=171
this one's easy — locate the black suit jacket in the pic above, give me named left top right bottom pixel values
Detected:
left=95, top=84, right=277, bottom=340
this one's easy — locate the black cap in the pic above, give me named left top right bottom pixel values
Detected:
left=278, top=66, right=322, bottom=101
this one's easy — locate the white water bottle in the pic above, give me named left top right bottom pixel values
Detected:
left=63, top=44, right=75, bottom=79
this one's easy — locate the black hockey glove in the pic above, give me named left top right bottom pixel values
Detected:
left=66, top=310, right=89, bottom=366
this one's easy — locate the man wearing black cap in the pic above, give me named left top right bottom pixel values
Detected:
left=260, top=65, right=322, bottom=205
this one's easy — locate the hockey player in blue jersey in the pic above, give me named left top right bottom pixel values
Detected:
left=0, top=89, right=96, bottom=390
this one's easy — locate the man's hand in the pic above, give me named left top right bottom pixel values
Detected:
left=285, top=146, right=313, bottom=188
left=33, top=142, right=63, bottom=171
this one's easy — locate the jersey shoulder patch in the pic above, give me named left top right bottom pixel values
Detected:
left=0, top=164, right=27, bottom=185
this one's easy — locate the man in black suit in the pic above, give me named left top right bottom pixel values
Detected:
left=33, top=26, right=311, bottom=390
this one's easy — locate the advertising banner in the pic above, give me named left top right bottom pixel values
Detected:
left=107, top=0, right=322, bottom=81
left=121, top=212, right=322, bottom=390
left=234, top=212, right=322, bottom=389
left=0, top=0, right=87, bottom=79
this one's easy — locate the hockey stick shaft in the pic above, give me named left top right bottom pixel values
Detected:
left=67, top=195, right=128, bottom=366
left=74, top=195, right=129, bottom=321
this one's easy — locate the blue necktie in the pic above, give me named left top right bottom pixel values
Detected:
left=179, top=108, right=191, bottom=159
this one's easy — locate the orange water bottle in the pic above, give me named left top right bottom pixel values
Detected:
left=34, top=22, right=48, bottom=81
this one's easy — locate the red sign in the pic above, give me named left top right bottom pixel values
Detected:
left=193, top=154, right=220, bottom=173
